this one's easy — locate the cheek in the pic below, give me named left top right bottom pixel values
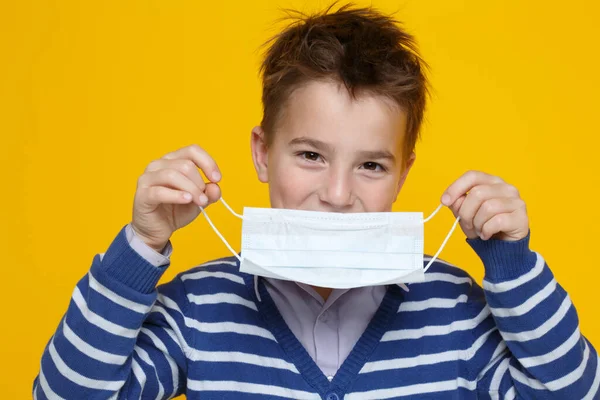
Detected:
left=355, top=178, right=399, bottom=211
left=268, top=158, right=318, bottom=207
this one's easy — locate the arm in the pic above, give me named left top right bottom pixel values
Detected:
left=33, top=144, right=223, bottom=399
left=34, top=145, right=221, bottom=399
left=470, top=234, right=599, bottom=399
left=440, top=171, right=599, bottom=399
left=33, top=225, right=190, bottom=399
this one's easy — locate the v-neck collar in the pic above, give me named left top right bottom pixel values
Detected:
left=244, top=274, right=404, bottom=397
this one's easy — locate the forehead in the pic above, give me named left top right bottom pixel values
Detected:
left=276, top=80, right=407, bottom=149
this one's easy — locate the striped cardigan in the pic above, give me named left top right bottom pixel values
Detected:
left=34, top=226, right=599, bottom=399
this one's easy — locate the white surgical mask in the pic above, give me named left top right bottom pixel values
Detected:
left=199, top=199, right=460, bottom=289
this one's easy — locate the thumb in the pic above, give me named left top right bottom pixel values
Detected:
left=205, top=183, right=222, bottom=205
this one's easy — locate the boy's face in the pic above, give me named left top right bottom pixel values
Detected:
left=251, top=80, right=415, bottom=213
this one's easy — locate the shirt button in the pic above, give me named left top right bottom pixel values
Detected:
left=327, top=375, right=334, bottom=382
left=319, top=311, right=329, bottom=322
left=325, top=393, right=340, bottom=400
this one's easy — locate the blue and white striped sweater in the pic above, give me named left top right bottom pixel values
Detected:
left=34, top=226, right=600, bottom=399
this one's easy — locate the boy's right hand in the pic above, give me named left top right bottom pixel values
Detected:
left=131, top=144, right=222, bottom=253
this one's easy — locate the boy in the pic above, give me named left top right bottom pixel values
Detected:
left=34, top=4, right=598, bottom=399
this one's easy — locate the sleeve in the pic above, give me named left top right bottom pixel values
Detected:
left=125, top=223, right=173, bottom=267
left=468, top=232, right=599, bottom=399
left=33, top=225, right=192, bottom=399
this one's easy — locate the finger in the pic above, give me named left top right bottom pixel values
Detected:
left=441, top=171, right=503, bottom=206
left=480, top=212, right=521, bottom=241
left=473, top=197, right=526, bottom=236
left=456, top=183, right=514, bottom=233
left=145, top=159, right=207, bottom=195
left=162, top=144, right=222, bottom=183
left=448, top=194, right=466, bottom=218
left=204, top=182, right=222, bottom=205
left=140, top=169, right=205, bottom=206
left=141, top=186, right=196, bottom=206
left=447, top=194, right=481, bottom=239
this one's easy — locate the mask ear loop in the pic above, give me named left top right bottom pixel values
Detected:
left=219, top=197, right=243, bottom=219
left=199, top=199, right=263, bottom=302
left=422, top=204, right=461, bottom=272
left=198, top=198, right=242, bottom=262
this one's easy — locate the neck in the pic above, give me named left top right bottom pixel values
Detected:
left=311, top=285, right=333, bottom=302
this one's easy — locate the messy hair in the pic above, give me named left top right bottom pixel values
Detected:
left=260, top=3, right=429, bottom=164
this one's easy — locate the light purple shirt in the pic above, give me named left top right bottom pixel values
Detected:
left=122, top=223, right=385, bottom=379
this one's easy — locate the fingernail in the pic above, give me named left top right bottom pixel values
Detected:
left=183, top=192, right=192, bottom=201
left=212, top=171, right=221, bottom=182
left=441, top=194, right=451, bottom=206
left=199, top=194, right=208, bottom=205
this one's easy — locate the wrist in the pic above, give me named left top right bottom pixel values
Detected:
left=130, top=224, right=169, bottom=254
left=146, top=241, right=168, bottom=254
left=102, top=225, right=169, bottom=293
left=467, top=230, right=537, bottom=282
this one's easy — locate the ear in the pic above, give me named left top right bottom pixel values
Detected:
left=251, top=126, right=269, bottom=183
left=394, top=152, right=416, bottom=201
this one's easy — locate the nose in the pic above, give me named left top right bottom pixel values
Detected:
left=319, top=167, right=354, bottom=211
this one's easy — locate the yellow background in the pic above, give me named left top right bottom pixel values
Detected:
left=1, top=0, right=599, bottom=397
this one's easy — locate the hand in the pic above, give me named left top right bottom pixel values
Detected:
left=440, top=171, right=529, bottom=241
left=132, top=144, right=222, bottom=252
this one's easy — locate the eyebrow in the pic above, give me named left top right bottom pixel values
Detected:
left=288, top=136, right=397, bottom=165
left=358, top=150, right=396, bottom=165
left=288, top=137, right=333, bottom=153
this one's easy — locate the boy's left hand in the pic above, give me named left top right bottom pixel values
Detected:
left=441, top=171, right=529, bottom=241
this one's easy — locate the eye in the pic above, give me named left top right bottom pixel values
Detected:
left=299, top=151, right=322, bottom=162
left=362, top=162, right=386, bottom=172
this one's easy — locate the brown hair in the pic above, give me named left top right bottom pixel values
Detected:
left=259, top=3, right=429, bottom=165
